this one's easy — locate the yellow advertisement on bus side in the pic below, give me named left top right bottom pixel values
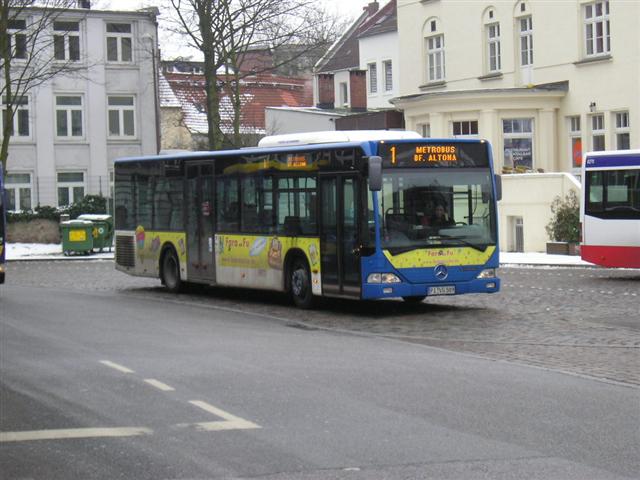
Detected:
left=216, top=234, right=320, bottom=271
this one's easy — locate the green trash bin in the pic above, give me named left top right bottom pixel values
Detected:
left=78, top=214, right=114, bottom=252
left=60, top=220, right=94, bottom=255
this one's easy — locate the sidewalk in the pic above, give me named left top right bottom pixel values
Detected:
left=5, top=242, right=594, bottom=266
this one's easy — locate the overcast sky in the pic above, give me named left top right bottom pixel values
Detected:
left=100, top=0, right=372, bottom=59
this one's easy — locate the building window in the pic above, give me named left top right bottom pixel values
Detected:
left=57, top=172, right=85, bottom=206
left=568, top=116, right=582, bottom=168
left=55, top=95, right=83, bottom=138
left=417, top=123, right=431, bottom=138
left=106, top=23, right=132, bottom=62
left=107, top=96, right=135, bottom=137
left=486, top=23, right=501, bottom=72
left=383, top=60, right=393, bottom=91
left=368, top=62, right=377, bottom=94
left=520, top=16, right=533, bottom=66
left=7, top=19, right=28, bottom=60
left=1, top=96, right=30, bottom=137
left=5, top=173, right=32, bottom=211
left=615, top=111, right=630, bottom=150
left=53, top=21, right=80, bottom=61
left=339, top=82, right=348, bottom=107
left=584, top=1, right=610, bottom=57
left=426, top=34, right=445, bottom=82
left=591, top=114, right=605, bottom=151
left=452, top=120, right=478, bottom=138
left=503, top=118, right=534, bottom=171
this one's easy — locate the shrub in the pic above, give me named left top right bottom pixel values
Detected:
left=66, top=195, right=107, bottom=219
left=7, top=195, right=107, bottom=223
left=545, top=190, right=580, bottom=243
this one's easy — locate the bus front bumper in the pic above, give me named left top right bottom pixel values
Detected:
left=361, top=277, right=500, bottom=299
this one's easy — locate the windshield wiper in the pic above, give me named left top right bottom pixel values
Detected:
left=428, top=234, right=488, bottom=251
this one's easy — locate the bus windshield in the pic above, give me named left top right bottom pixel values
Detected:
left=369, top=168, right=496, bottom=252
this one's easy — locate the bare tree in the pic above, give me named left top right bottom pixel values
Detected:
left=0, top=0, right=85, bottom=170
left=168, top=0, right=343, bottom=149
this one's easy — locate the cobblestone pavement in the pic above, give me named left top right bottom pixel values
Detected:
left=4, top=260, right=639, bottom=386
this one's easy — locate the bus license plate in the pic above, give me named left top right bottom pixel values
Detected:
left=428, top=286, right=455, bottom=296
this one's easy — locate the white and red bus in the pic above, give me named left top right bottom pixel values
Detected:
left=581, top=150, right=640, bottom=268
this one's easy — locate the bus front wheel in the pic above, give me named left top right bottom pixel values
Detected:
left=161, top=248, right=183, bottom=293
left=290, top=258, right=315, bottom=309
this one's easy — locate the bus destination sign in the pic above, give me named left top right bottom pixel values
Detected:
left=378, top=142, right=489, bottom=168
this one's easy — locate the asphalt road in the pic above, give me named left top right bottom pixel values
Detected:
left=0, top=261, right=638, bottom=479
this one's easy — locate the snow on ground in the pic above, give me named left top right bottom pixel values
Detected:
left=6, top=243, right=114, bottom=260
left=5, top=243, right=593, bottom=266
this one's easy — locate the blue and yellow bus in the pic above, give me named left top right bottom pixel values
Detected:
left=114, top=131, right=501, bottom=308
left=0, top=163, right=6, bottom=284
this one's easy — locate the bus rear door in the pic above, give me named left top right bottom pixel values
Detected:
left=186, top=162, right=215, bottom=283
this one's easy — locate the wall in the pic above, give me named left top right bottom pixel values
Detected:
left=359, top=30, right=399, bottom=109
left=499, top=173, right=580, bottom=252
left=7, top=219, right=61, bottom=244
left=265, top=108, right=341, bottom=135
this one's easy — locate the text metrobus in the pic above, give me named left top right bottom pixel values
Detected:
left=581, top=149, right=640, bottom=268
left=113, top=132, right=502, bottom=308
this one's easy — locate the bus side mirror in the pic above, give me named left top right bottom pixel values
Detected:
left=494, top=174, right=502, bottom=202
left=369, top=156, right=382, bottom=191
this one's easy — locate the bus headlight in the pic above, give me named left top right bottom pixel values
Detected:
left=0, top=265, right=4, bottom=274
left=476, top=268, right=496, bottom=279
left=367, top=273, right=401, bottom=284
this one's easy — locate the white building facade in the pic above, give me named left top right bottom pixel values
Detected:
left=2, top=5, right=159, bottom=211
left=393, top=0, right=638, bottom=251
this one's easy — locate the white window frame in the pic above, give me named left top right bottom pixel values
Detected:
left=57, top=171, right=85, bottom=207
left=53, top=20, right=81, bottom=62
left=339, top=82, right=348, bottom=107
left=519, top=16, right=533, bottom=66
left=55, top=95, right=84, bottom=139
left=503, top=118, right=534, bottom=171
left=583, top=1, right=610, bottom=57
left=5, top=172, right=33, bottom=212
left=383, top=60, right=393, bottom=92
left=590, top=114, right=605, bottom=151
left=7, top=19, right=28, bottom=60
left=426, top=34, right=445, bottom=82
left=107, top=95, right=136, bottom=138
left=2, top=95, right=30, bottom=139
left=106, top=22, right=133, bottom=63
left=367, top=62, right=377, bottom=94
left=486, top=23, right=501, bottom=73
left=614, top=111, right=630, bottom=150
left=452, top=120, right=479, bottom=138
left=568, top=115, right=582, bottom=168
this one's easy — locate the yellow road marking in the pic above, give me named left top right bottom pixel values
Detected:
left=144, top=379, right=175, bottom=392
left=0, top=427, right=152, bottom=443
left=99, top=360, right=134, bottom=374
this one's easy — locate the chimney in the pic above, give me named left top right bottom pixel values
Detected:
left=364, top=1, right=379, bottom=15
left=77, top=0, right=91, bottom=8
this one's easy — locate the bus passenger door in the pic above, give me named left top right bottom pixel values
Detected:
left=186, top=163, right=215, bottom=283
left=319, top=174, right=361, bottom=298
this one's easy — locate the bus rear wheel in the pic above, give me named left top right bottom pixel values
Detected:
left=161, top=248, right=183, bottom=293
left=290, top=258, right=315, bottom=309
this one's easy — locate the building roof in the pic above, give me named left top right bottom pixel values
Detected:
left=358, top=0, right=396, bottom=39
left=315, top=2, right=385, bottom=74
left=160, top=72, right=313, bottom=135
